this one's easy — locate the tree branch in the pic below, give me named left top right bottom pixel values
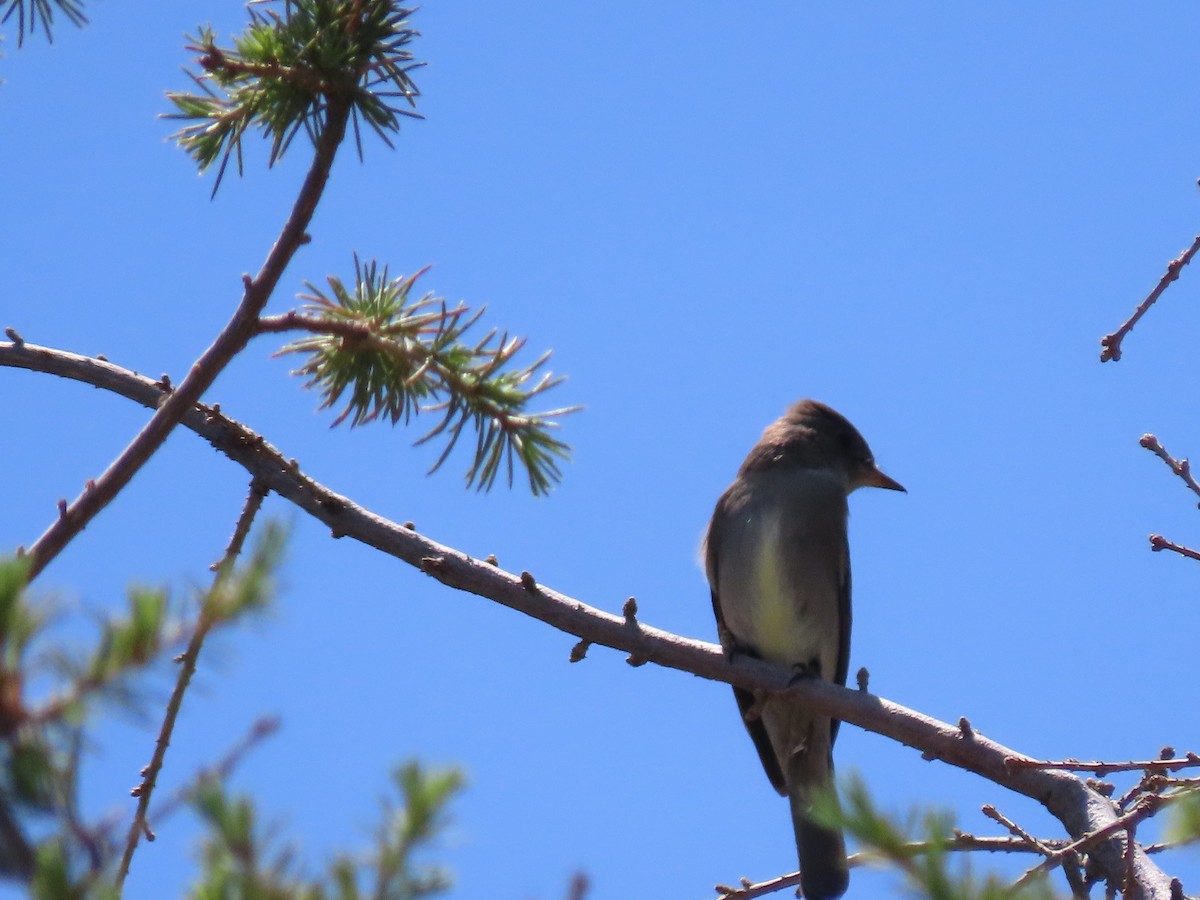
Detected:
left=115, top=478, right=269, bottom=887
left=0, top=340, right=1179, bottom=899
left=18, top=93, right=352, bottom=583
left=1100, top=233, right=1200, bottom=363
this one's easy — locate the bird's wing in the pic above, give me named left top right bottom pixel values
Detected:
left=704, top=487, right=789, bottom=795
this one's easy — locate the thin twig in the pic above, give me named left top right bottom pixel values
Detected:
left=1139, top=435, right=1200, bottom=503
left=982, top=804, right=1054, bottom=857
left=114, top=480, right=269, bottom=887
left=1148, top=534, right=1200, bottom=562
left=151, top=715, right=282, bottom=824
left=713, top=835, right=1071, bottom=899
left=0, top=341, right=1178, bottom=900
left=21, top=94, right=351, bottom=583
left=1012, top=794, right=1164, bottom=890
left=1008, top=754, right=1200, bottom=775
left=1125, top=824, right=1138, bottom=898
left=1101, top=233, right=1200, bottom=362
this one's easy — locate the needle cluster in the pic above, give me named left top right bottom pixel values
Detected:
left=276, top=257, right=577, bottom=495
left=165, top=0, right=423, bottom=192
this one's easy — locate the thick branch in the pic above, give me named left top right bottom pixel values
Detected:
left=18, top=95, right=351, bottom=582
left=0, top=341, right=1178, bottom=899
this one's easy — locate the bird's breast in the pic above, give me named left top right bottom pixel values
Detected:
left=716, top=486, right=847, bottom=674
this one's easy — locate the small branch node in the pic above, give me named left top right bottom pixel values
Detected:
left=958, top=717, right=974, bottom=739
left=625, top=652, right=648, bottom=667
left=420, top=556, right=446, bottom=576
left=622, top=597, right=638, bottom=621
left=1086, top=778, right=1116, bottom=798
left=569, top=639, right=591, bottom=663
left=56, top=499, right=67, bottom=518
left=318, top=496, right=346, bottom=514
left=520, top=570, right=538, bottom=591
left=484, top=553, right=498, bottom=565
left=4, top=327, right=24, bottom=346
left=855, top=666, right=869, bottom=691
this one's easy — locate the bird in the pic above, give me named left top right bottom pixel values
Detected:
left=703, top=399, right=904, bottom=899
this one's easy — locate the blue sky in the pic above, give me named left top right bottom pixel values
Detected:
left=4, top=3, right=1200, bottom=898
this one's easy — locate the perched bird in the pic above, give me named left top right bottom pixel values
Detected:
left=703, top=399, right=904, bottom=900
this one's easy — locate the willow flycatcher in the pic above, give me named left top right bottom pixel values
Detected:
left=703, top=399, right=904, bottom=900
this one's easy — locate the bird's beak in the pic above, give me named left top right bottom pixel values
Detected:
left=862, top=467, right=906, bottom=492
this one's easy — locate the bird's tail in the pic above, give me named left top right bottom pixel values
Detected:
left=786, top=745, right=848, bottom=900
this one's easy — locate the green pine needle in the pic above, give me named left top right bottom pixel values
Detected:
left=278, top=257, right=577, bottom=495
left=1, top=0, right=87, bottom=47
left=164, top=0, right=424, bottom=193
